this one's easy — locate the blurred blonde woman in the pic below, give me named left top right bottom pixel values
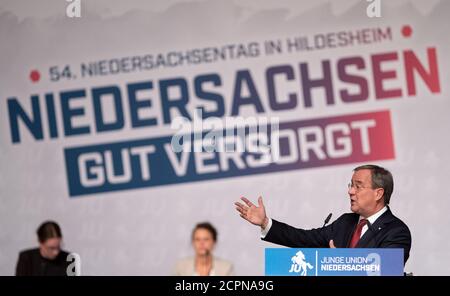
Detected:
left=173, top=222, right=233, bottom=276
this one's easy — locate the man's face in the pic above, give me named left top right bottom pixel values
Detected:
left=39, top=237, right=62, bottom=260
left=348, top=169, right=384, bottom=217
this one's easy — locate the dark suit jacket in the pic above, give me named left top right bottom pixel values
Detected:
left=15, top=248, right=70, bottom=276
left=263, top=208, right=412, bottom=264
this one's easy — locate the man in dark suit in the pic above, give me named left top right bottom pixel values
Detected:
left=235, top=164, right=412, bottom=264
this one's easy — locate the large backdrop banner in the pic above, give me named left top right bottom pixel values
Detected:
left=0, top=0, right=449, bottom=275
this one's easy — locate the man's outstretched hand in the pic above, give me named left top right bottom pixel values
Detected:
left=235, top=196, right=268, bottom=229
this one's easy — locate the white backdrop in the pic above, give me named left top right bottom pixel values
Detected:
left=1, top=0, right=449, bottom=275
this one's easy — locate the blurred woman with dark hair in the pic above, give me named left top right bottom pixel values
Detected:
left=16, top=221, right=71, bottom=276
left=173, top=222, right=233, bottom=276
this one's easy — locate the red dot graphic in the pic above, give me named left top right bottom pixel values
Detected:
left=401, top=25, right=413, bottom=38
left=30, top=70, right=40, bottom=82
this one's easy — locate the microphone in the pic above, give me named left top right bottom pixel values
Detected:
left=323, top=213, right=332, bottom=227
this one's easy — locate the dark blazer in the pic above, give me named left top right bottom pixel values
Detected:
left=15, top=248, right=70, bottom=276
left=263, top=207, right=412, bottom=264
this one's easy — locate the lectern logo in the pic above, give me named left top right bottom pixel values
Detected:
left=289, top=250, right=313, bottom=276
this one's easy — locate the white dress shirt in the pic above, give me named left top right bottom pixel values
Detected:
left=359, top=206, right=387, bottom=237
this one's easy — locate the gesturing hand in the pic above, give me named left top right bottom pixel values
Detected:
left=235, top=196, right=268, bottom=228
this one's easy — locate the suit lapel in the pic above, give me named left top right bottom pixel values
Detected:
left=357, top=208, right=396, bottom=247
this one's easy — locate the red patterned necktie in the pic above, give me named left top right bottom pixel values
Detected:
left=349, top=219, right=367, bottom=248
